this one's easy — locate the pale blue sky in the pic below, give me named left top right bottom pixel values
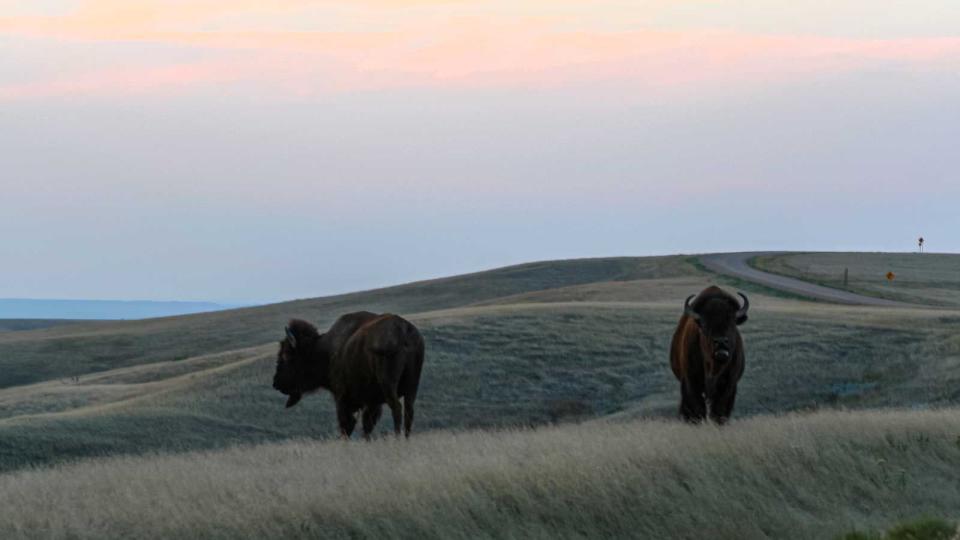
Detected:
left=2, top=1, right=958, bottom=303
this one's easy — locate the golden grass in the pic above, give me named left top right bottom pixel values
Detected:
left=0, top=407, right=958, bottom=539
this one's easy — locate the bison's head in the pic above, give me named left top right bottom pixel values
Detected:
left=684, top=288, right=749, bottom=395
left=273, top=319, right=323, bottom=408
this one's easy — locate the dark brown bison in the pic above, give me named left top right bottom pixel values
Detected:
left=273, top=311, right=425, bottom=438
left=669, top=286, right=749, bottom=424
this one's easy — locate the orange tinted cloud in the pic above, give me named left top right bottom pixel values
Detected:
left=3, top=1, right=960, bottom=100
left=0, top=0, right=478, bottom=38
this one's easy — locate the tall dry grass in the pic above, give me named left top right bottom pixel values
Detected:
left=0, top=407, right=958, bottom=539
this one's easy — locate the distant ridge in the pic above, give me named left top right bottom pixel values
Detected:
left=0, top=299, right=235, bottom=320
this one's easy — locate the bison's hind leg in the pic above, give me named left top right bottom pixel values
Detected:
left=384, top=389, right=403, bottom=437
left=401, top=358, right=422, bottom=438
left=402, top=398, right=415, bottom=438
left=362, top=405, right=383, bottom=440
left=374, top=351, right=408, bottom=437
left=335, top=401, right=358, bottom=440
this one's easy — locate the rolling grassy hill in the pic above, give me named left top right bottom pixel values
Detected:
left=0, top=256, right=689, bottom=389
left=0, top=252, right=958, bottom=538
left=0, top=255, right=711, bottom=469
left=0, top=253, right=957, bottom=471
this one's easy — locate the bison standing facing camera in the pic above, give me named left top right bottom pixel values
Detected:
left=670, top=286, right=749, bottom=425
left=273, top=311, right=425, bottom=439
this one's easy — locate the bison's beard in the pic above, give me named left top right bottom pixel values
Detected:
left=284, top=392, right=303, bottom=408
left=272, top=373, right=303, bottom=408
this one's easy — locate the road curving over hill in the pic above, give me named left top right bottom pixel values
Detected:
left=699, top=252, right=910, bottom=307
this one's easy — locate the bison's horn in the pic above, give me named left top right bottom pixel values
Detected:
left=285, top=326, right=297, bottom=348
left=683, top=294, right=701, bottom=323
left=736, top=292, right=750, bottom=324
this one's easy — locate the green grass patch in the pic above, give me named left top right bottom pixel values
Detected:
left=840, top=517, right=958, bottom=540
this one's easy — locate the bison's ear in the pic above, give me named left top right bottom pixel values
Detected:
left=285, top=393, right=303, bottom=408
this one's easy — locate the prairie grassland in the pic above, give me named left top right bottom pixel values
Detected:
left=0, top=297, right=957, bottom=472
left=0, top=408, right=958, bottom=539
left=752, top=252, right=960, bottom=307
left=0, top=275, right=958, bottom=472
left=0, top=253, right=957, bottom=537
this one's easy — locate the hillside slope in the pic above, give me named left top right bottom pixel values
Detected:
left=0, top=254, right=957, bottom=472
left=0, top=256, right=696, bottom=389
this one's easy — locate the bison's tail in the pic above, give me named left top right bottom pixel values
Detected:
left=400, top=327, right=425, bottom=397
left=398, top=327, right=424, bottom=437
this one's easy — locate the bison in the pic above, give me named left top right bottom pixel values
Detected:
left=669, top=286, right=749, bottom=424
left=273, top=311, right=425, bottom=438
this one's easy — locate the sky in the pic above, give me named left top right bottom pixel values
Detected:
left=2, top=1, right=959, bottom=303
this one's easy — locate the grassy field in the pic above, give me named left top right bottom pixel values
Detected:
left=0, top=252, right=958, bottom=537
left=0, top=408, right=957, bottom=539
left=751, top=252, right=960, bottom=307
left=0, top=261, right=957, bottom=471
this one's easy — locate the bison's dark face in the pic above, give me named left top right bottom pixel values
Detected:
left=273, top=336, right=303, bottom=408
left=273, top=320, right=323, bottom=408
left=684, top=291, right=748, bottom=395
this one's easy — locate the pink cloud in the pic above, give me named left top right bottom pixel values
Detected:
left=3, top=3, right=959, bottom=101
left=0, top=61, right=261, bottom=100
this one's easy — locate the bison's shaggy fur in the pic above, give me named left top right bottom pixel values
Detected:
left=670, top=286, right=749, bottom=424
left=273, top=312, right=425, bottom=438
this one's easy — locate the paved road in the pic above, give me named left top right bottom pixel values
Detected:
left=699, top=252, right=909, bottom=307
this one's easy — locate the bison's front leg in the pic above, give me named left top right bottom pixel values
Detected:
left=709, top=385, right=737, bottom=425
left=361, top=404, right=382, bottom=440
left=335, top=400, right=357, bottom=439
left=680, top=380, right=707, bottom=423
